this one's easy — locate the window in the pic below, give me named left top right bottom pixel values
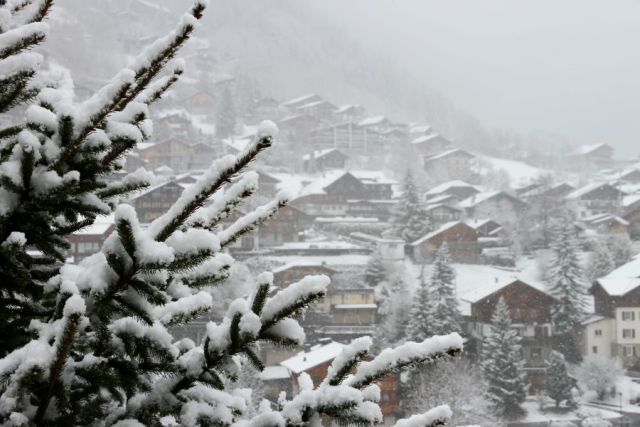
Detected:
left=592, top=346, right=598, bottom=354
left=622, top=311, right=635, bottom=321
left=595, top=329, right=603, bottom=337
left=622, top=329, right=636, bottom=339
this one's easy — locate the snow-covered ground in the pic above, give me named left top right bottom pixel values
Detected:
left=519, top=399, right=620, bottom=424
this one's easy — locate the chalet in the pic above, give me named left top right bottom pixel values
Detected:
left=423, top=148, right=475, bottom=182
left=309, top=122, right=384, bottom=154
left=590, top=255, right=640, bottom=366
left=357, top=115, right=394, bottom=133
left=279, top=341, right=399, bottom=419
left=569, top=143, right=615, bottom=171
left=296, top=99, right=337, bottom=122
left=579, top=213, right=629, bottom=236
left=409, top=221, right=479, bottom=263
left=425, top=180, right=480, bottom=203
left=617, top=169, right=640, bottom=184
left=182, top=91, right=216, bottom=114
left=253, top=96, right=283, bottom=120
left=303, top=148, right=348, bottom=172
left=68, top=218, right=115, bottom=262
left=255, top=170, right=280, bottom=199
left=258, top=205, right=312, bottom=247
left=624, top=195, right=640, bottom=239
left=465, top=219, right=502, bottom=238
left=409, top=124, right=433, bottom=136
left=129, top=181, right=184, bottom=223
left=411, top=134, right=452, bottom=157
left=282, top=94, right=324, bottom=111
left=278, top=113, right=321, bottom=137
left=346, top=199, right=396, bottom=220
left=333, top=104, right=366, bottom=122
left=136, top=138, right=216, bottom=172
left=273, top=261, right=337, bottom=291
left=287, top=171, right=395, bottom=217
left=425, top=203, right=462, bottom=224
left=457, top=191, right=527, bottom=225
left=519, top=182, right=576, bottom=202
left=565, top=182, right=625, bottom=218
left=462, top=278, right=557, bottom=391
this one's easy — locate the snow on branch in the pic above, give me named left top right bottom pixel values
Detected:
left=325, top=336, right=372, bottom=386
left=347, top=333, right=464, bottom=389
left=392, top=405, right=452, bottom=427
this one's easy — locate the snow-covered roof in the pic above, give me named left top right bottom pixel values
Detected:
left=425, top=194, right=456, bottom=205
left=259, top=366, right=291, bottom=381
left=425, top=180, right=477, bottom=196
left=315, top=216, right=379, bottom=224
left=409, top=124, right=433, bottom=134
left=409, top=221, right=467, bottom=246
left=334, top=104, right=364, bottom=114
left=271, top=260, right=337, bottom=274
left=623, top=194, right=640, bottom=208
left=358, top=115, right=387, bottom=127
left=280, top=341, right=345, bottom=374
left=425, top=203, right=461, bottom=213
left=333, top=304, right=377, bottom=309
left=464, top=218, right=499, bottom=230
left=565, top=182, right=622, bottom=200
left=424, top=148, right=474, bottom=162
left=410, top=134, right=442, bottom=145
left=576, top=143, right=611, bottom=155
left=282, top=94, right=321, bottom=107
left=222, top=138, right=252, bottom=153
left=596, top=255, right=640, bottom=296
left=350, top=170, right=397, bottom=185
left=460, top=277, right=549, bottom=305
left=302, top=148, right=343, bottom=161
left=457, top=191, right=511, bottom=209
left=474, top=155, right=549, bottom=187
left=582, top=213, right=629, bottom=226
left=265, top=255, right=371, bottom=267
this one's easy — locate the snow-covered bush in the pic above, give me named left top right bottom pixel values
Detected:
left=0, top=1, right=463, bottom=425
left=576, top=355, right=624, bottom=401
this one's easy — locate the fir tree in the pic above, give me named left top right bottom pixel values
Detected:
left=405, top=265, right=433, bottom=342
left=482, top=297, right=526, bottom=420
left=588, top=239, right=614, bottom=282
left=0, top=3, right=464, bottom=425
left=364, top=249, right=387, bottom=287
left=216, top=85, right=236, bottom=138
left=427, top=244, right=461, bottom=336
left=547, top=218, right=588, bottom=362
left=545, top=351, right=575, bottom=408
left=390, top=169, right=430, bottom=243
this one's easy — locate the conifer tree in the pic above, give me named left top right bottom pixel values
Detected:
left=545, top=351, right=574, bottom=408
left=216, top=85, right=236, bottom=138
left=406, top=265, right=433, bottom=342
left=364, top=249, right=387, bottom=287
left=390, top=169, right=430, bottom=243
left=0, top=2, right=464, bottom=425
left=482, top=297, right=526, bottom=420
left=547, top=218, right=588, bottom=362
left=588, top=239, right=614, bottom=282
left=427, top=244, right=461, bottom=336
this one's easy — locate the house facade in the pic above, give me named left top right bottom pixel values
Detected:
left=409, top=221, right=479, bottom=263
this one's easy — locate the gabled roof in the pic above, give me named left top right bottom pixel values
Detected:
left=457, top=191, right=526, bottom=209
left=425, top=180, right=479, bottom=196
left=576, top=143, right=613, bottom=155
left=334, top=104, right=364, bottom=115
left=582, top=213, right=629, bottom=227
left=596, top=255, right=640, bottom=296
left=565, top=182, right=625, bottom=200
left=460, top=277, right=550, bottom=304
left=411, top=134, right=450, bottom=145
left=282, top=94, right=323, bottom=108
left=280, top=341, right=345, bottom=374
left=425, top=203, right=461, bottom=213
left=302, top=148, right=346, bottom=161
left=358, top=115, right=388, bottom=127
left=409, top=221, right=472, bottom=246
left=272, top=260, right=337, bottom=274
left=424, top=148, right=475, bottom=162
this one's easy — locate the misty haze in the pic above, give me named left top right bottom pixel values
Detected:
left=0, top=1, right=639, bottom=426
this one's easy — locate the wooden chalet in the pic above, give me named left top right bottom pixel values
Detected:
left=409, top=221, right=479, bottom=263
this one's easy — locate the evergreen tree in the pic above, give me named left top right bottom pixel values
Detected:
left=547, top=218, right=588, bottom=362
left=606, top=233, right=633, bottom=268
left=588, top=239, right=614, bottom=282
left=406, top=264, right=432, bottom=342
left=364, top=249, right=387, bottom=287
left=482, top=297, right=526, bottom=420
left=545, top=351, right=575, bottom=408
left=427, top=244, right=461, bottom=336
left=0, top=3, right=464, bottom=425
left=390, top=169, right=430, bottom=243
left=216, top=85, right=236, bottom=138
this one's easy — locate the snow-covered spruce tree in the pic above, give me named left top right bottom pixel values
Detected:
left=482, top=297, right=526, bottom=420
left=390, top=169, right=430, bottom=243
left=216, top=86, right=236, bottom=138
left=425, top=244, right=461, bottom=337
left=405, top=265, right=432, bottom=342
left=364, top=249, right=387, bottom=288
left=547, top=218, right=588, bottom=362
left=545, top=351, right=575, bottom=408
left=374, top=275, right=411, bottom=350
left=0, top=3, right=464, bottom=425
left=587, top=239, right=614, bottom=282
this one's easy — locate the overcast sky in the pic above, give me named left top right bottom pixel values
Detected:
left=312, top=0, right=640, bottom=157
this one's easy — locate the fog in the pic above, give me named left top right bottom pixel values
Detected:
left=313, top=0, right=640, bottom=157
